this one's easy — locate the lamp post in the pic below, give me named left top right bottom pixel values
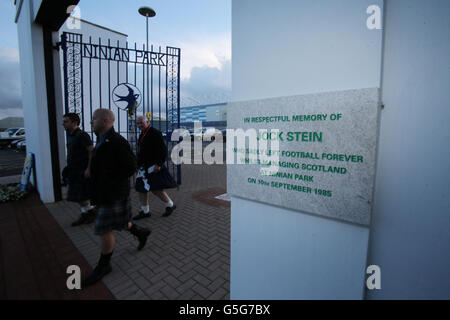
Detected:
left=138, top=6, right=156, bottom=122
left=138, top=6, right=156, bottom=56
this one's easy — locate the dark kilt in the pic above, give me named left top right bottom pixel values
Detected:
left=66, top=169, right=90, bottom=203
left=135, top=165, right=177, bottom=193
left=94, top=198, right=131, bottom=235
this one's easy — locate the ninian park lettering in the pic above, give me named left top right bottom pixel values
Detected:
left=237, top=112, right=364, bottom=198
left=81, top=43, right=167, bottom=66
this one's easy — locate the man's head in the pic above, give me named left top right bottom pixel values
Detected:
left=136, top=115, right=150, bottom=132
left=63, top=113, right=80, bottom=132
left=91, top=109, right=115, bottom=135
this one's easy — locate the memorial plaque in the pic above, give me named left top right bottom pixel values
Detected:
left=227, top=88, right=381, bottom=226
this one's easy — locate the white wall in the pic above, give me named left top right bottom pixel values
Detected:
left=52, top=31, right=67, bottom=188
left=367, top=0, right=450, bottom=299
left=231, top=198, right=370, bottom=299
left=16, top=0, right=55, bottom=202
left=231, top=0, right=383, bottom=299
left=232, top=0, right=383, bottom=102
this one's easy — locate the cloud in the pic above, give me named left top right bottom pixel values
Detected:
left=139, top=32, right=232, bottom=107
left=0, top=47, right=22, bottom=114
left=126, top=61, right=231, bottom=108
left=175, top=32, right=231, bottom=80
left=0, top=108, right=24, bottom=120
left=175, top=32, right=231, bottom=106
left=130, top=31, right=231, bottom=82
left=181, top=59, right=231, bottom=107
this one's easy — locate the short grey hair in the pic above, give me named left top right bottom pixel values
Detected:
left=94, top=108, right=115, bottom=122
left=136, top=115, right=148, bottom=123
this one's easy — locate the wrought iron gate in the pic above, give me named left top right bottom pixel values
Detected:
left=60, top=32, right=181, bottom=184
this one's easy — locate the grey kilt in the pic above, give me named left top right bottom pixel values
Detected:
left=94, top=198, right=132, bottom=235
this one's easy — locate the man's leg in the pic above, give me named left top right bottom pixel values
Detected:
left=126, top=222, right=151, bottom=250
left=151, top=190, right=170, bottom=202
left=151, top=190, right=176, bottom=217
left=133, top=192, right=151, bottom=220
left=72, top=200, right=96, bottom=226
left=100, top=232, right=115, bottom=254
left=82, top=232, right=114, bottom=287
left=139, top=191, right=150, bottom=212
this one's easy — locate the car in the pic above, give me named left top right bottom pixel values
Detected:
left=10, top=137, right=26, bottom=149
left=16, top=139, right=26, bottom=151
left=188, top=128, right=195, bottom=138
left=0, top=127, right=25, bottom=139
left=220, top=128, right=227, bottom=142
left=171, top=128, right=191, bottom=141
left=192, top=128, right=203, bottom=141
left=192, top=127, right=211, bottom=141
left=0, top=127, right=26, bottom=149
left=204, top=127, right=223, bottom=141
left=193, top=127, right=223, bottom=141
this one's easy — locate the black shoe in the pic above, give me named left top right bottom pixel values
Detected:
left=84, top=208, right=97, bottom=224
left=71, top=209, right=97, bottom=226
left=162, top=205, right=176, bottom=217
left=130, top=225, right=151, bottom=251
left=71, top=213, right=89, bottom=226
left=137, top=228, right=151, bottom=251
left=81, top=264, right=112, bottom=288
left=132, top=210, right=151, bottom=220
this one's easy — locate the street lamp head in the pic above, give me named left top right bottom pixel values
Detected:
left=138, top=7, right=156, bottom=17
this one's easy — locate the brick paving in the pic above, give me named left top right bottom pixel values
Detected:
left=45, top=163, right=230, bottom=300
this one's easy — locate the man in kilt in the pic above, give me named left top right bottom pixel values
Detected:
left=132, top=115, right=177, bottom=220
left=82, top=109, right=151, bottom=287
left=62, top=113, right=97, bottom=226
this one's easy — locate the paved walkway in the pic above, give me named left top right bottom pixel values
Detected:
left=44, top=164, right=230, bottom=300
left=0, top=191, right=114, bottom=299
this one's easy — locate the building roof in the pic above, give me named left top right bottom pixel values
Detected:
left=70, top=17, right=128, bottom=37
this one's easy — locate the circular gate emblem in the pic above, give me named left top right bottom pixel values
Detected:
left=112, top=83, right=142, bottom=116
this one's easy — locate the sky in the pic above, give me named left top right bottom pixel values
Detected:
left=0, top=0, right=231, bottom=119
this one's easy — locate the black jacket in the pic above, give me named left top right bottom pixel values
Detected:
left=66, top=128, right=92, bottom=171
left=137, top=126, right=167, bottom=168
left=90, top=127, right=137, bottom=205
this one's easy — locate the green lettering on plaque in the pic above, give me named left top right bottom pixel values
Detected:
left=294, top=174, right=314, bottom=182
left=286, top=131, right=323, bottom=142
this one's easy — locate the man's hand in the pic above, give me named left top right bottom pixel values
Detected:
left=85, top=145, right=94, bottom=179
left=153, top=165, right=161, bottom=173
